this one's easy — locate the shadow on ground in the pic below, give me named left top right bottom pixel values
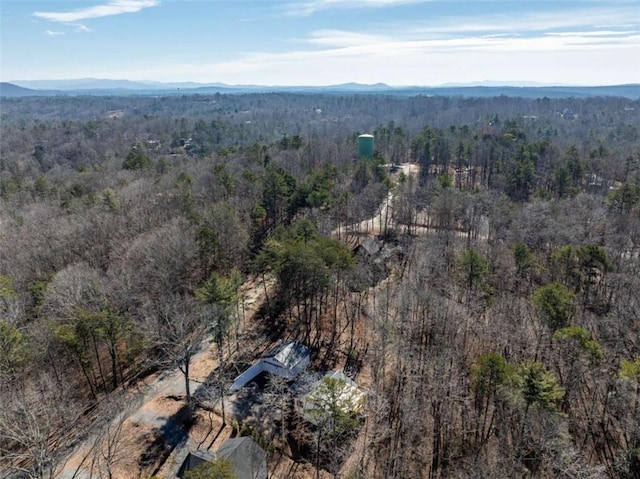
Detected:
left=139, top=403, right=194, bottom=477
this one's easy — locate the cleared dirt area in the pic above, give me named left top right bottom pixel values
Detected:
left=56, top=277, right=268, bottom=479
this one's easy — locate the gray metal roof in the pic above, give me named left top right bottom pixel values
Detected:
left=177, top=450, right=215, bottom=478
left=265, top=341, right=310, bottom=369
left=216, top=437, right=267, bottom=479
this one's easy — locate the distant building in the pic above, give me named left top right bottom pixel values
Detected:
left=147, top=139, right=161, bottom=151
left=355, top=237, right=383, bottom=257
left=106, top=110, right=124, bottom=119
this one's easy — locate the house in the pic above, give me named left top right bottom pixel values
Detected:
left=354, top=237, right=382, bottom=257
left=177, top=437, right=267, bottom=479
left=217, top=437, right=268, bottom=479
left=296, top=371, right=366, bottom=425
left=177, top=450, right=215, bottom=478
left=229, top=341, right=310, bottom=393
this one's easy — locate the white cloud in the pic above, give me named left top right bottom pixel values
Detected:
left=34, top=0, right=159, bottom=23
left=160, top=22, right=637, bottom=84
left=73, top=24, right=93, bottom=33
left=545, top=30, right=637, bottom=37
left=99, top=41, right=637, bottom=87
left=307, top=29, right=389, bottom=47
left=44, top=30, right=65, bottom=36
left=284, top=0, right=431, bottom=17
left=297, top=26, right=639, bottom=54
left=389, top=6, right=639, bottom=38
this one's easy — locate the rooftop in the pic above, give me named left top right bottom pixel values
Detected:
left=266, top=341, right=310, bottom=369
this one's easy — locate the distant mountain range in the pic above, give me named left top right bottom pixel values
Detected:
left=2, top=79, right=639, bottom=99
left=9, top=78, right=396, bottom=92
left=0, top=82, right=61, bottom=97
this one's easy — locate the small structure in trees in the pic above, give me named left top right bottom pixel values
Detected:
left=294, top=371, right=365, bottom=478
left=358, top=134, right=375, bottom=159
left=178, top=450, right=216, bottom=478
left=229, top=341, right=310, bottom=393
left=178, top=438, right=267, bottom=479
left=216, top=437, right=268, bottom=479
left=354, top=237, right=382, bottom=257
left=296, top=371, right=366, bottom=424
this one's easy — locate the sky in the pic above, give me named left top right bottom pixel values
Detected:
left=1, top=0, right=639, bottom=86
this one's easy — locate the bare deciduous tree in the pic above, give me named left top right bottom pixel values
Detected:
left=144, top=294, right=210, bottom=417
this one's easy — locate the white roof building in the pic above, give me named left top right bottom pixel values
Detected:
left=229, top=341, right=310, bottom=393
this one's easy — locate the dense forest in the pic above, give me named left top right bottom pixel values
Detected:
left=1, top=92, right=639, bottom=478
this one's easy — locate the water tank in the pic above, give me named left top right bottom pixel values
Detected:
left=358, top=134, right=374, bottom=159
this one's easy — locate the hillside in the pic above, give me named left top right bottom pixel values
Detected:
left=0, top=93, right=639, bottom=478
left=0, top=82, right=63, bottom=98
left=0, top=82, right=39, bottom=97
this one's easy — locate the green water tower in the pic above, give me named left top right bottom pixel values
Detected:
left=358, top=134, right=375, bottom=159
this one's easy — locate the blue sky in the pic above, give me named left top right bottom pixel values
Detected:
left=1, top=0, right=639, bottom=86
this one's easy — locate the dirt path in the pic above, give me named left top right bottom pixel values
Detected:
left=334, top=162, right=419, bottom=237
left=335, top=163, right=492, bottom=243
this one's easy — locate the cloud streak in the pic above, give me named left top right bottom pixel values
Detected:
left=301, top=30, right=639, bottom=54
left=238, top=32, right=639, bottom=67
left=44, top=30, right=65, bottom=36
left=384, top=6, right=639, bottom=38
left=73, top=24, right=93, bottom=33
left=283, top=0, right=431, bottom=17
left=295, top=5, right=639, bottom=55
left=34, top=0, right=159, bottom=23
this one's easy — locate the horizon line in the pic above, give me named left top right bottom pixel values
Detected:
left=4, top=79, right=640, bottom=89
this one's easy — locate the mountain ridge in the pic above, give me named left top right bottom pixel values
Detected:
left=2, top=79, right=639, bottom=99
